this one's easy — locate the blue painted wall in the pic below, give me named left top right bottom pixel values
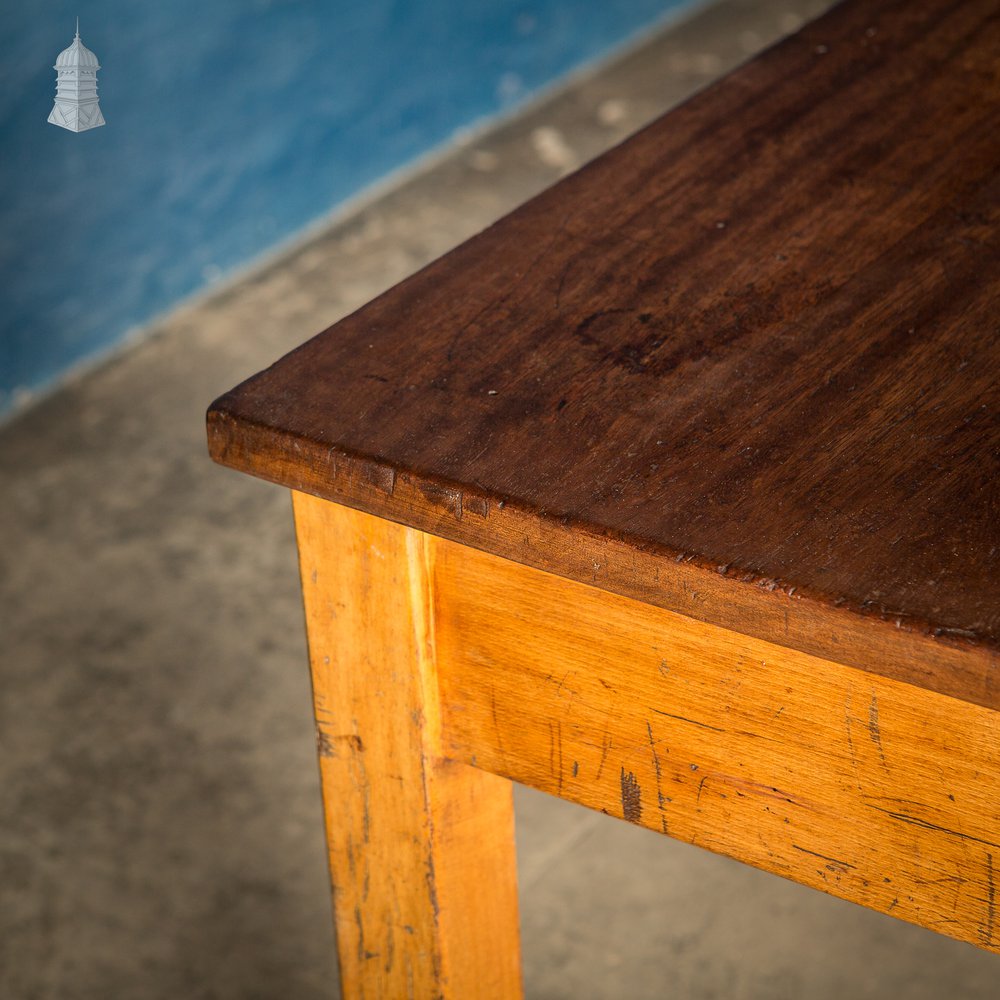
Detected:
left=0, top=0, right=691, bottom=415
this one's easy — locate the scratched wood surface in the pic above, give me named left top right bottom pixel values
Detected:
left=430, top=535, right=1000, bottom=954
left=209, top=0, right=1000, bottom=708
left=293, top=494, right=522, bottom=999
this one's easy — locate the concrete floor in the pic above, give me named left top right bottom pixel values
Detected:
left=3, top=2, right=999, bottom=997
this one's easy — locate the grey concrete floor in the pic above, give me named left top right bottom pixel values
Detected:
left=3, top=2, right=999, bottom=997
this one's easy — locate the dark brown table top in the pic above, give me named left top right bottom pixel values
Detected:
left=209, top=0, right=1000, bottom=709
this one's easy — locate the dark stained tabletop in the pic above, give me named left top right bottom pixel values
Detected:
left=209, top=0, right=1000, bottom=708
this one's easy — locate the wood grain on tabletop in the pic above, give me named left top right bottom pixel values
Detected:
left=208, top=0, right=1000, bottom=706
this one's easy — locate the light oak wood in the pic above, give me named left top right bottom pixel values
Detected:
left=432, top=538, right=1000, bottom=954
left=293, top=493, right=523, bottom=999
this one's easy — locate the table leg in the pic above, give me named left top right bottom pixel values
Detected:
left=292, top=491, right=523, bottom=999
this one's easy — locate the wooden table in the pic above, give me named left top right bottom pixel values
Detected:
left=208, top=0, right=1000, bottom=994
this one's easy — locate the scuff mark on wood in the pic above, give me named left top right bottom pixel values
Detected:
left=362, top=459, right=396, bottom=496
left=701, top=772, right=813, bottom=809
left=933, top=626, right=978, bottom=639
left=557, top=720, right=564, bottom=794
left=317, top=729, right=364, bottom=758
left=596, top=720, right=612, bottom=780
left=843, top=694, right=865, bottom=796
left=346, top=835, right=355, bottom=879
left=424, top=849, right=441, bottom=921
left=385, top=916, right=395, bottom=974
left=650, top=706, right=725, bottom=733
left=620, top=768, right=642, bottom=822
left=417, top=481, right=463, bottom=518
left=792, top=843, right=856, bottom=873
left=866, top=807, right=1000, bottom=852
left=984, top=852, right=996, bottom=947
left=490, top=686, right=508, bottom=765
left=868, top=692, right=888, bottom=768
left=554, top=670, right=576, bottom=699
left=342, top=722, right=372, bottom=844
left=696, top=774, right=708, bottom=806
left=317, top=728, right=336, bottom=758
left=464, top=495, right=489, bottom=517
left=418, top=754, right=443, bottom=989
left=646, top=721, right=668, bottom=809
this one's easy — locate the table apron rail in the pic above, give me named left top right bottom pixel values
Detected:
left=432, top=536, right=1000, bottom=954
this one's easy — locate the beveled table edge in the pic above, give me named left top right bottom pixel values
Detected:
left=207, top=403, right=1000, bottom=711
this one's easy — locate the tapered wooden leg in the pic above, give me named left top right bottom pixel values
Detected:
left=292, top=492, right=523, bottom=1000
